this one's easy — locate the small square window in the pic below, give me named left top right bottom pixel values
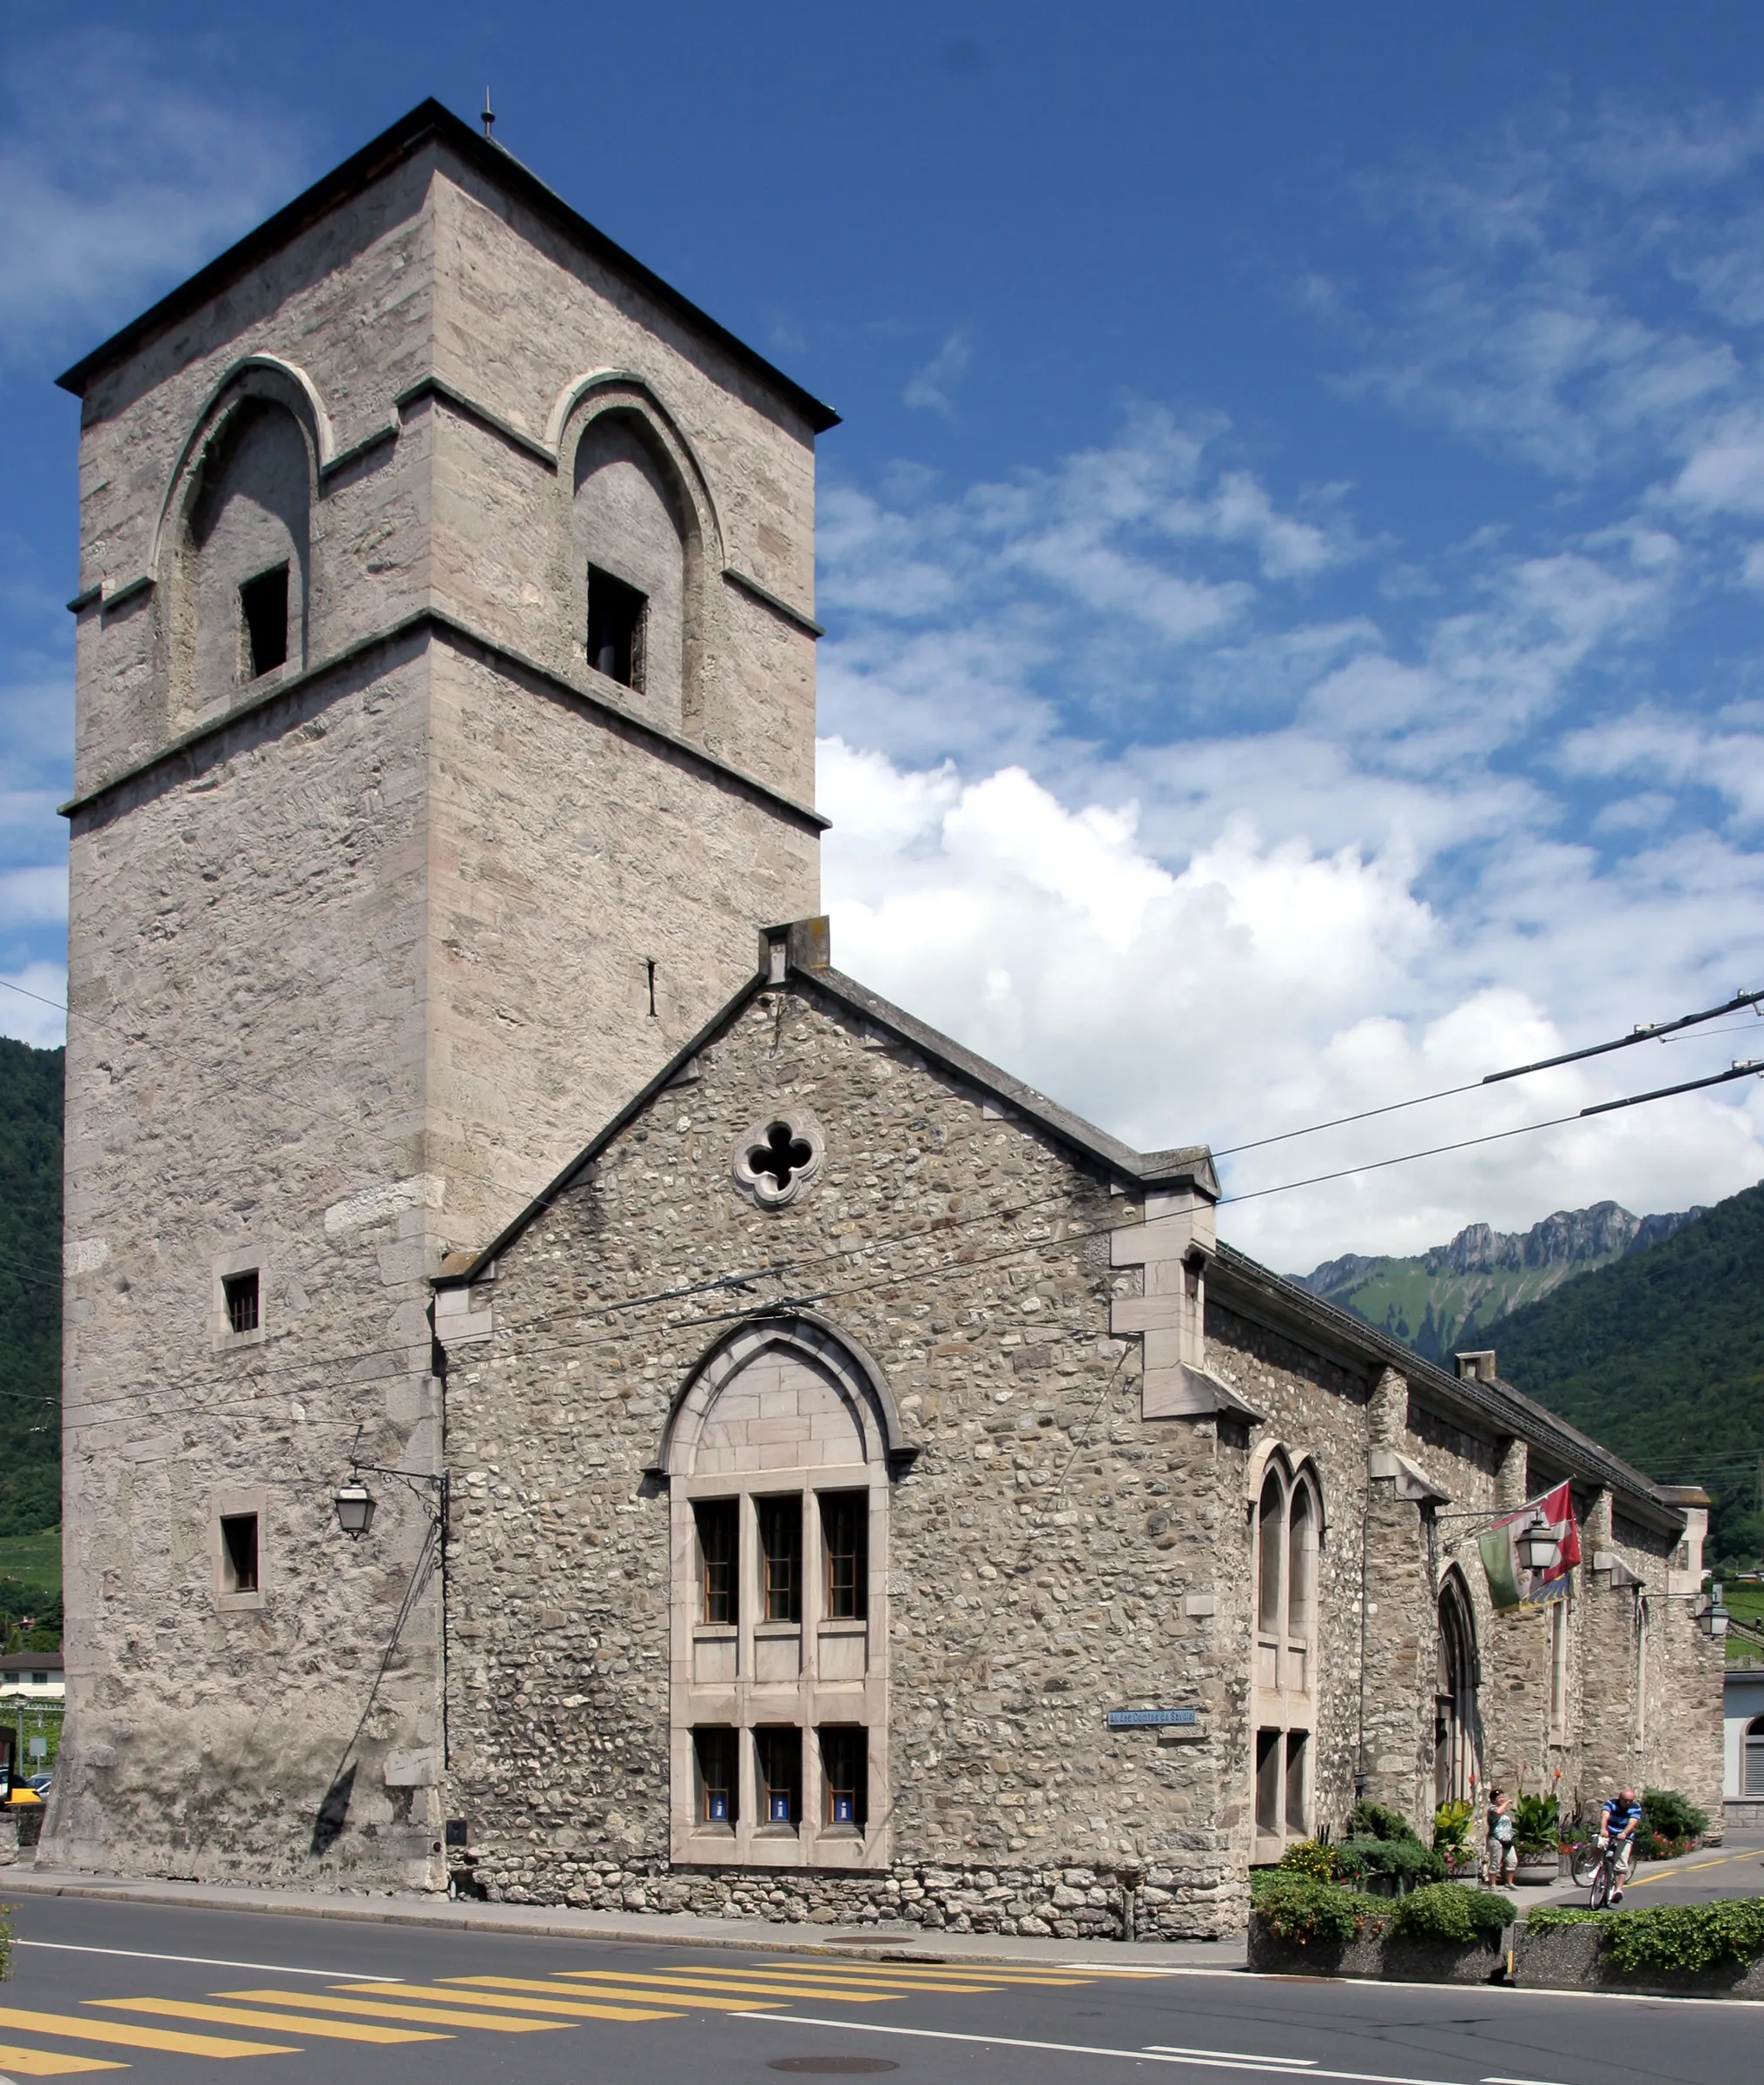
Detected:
left=223, top=1269, right=260, bottom=1335
left=820, top=1725, right=868, bottom=1828
left=220, top=1512, right=259, bottom=1595
left=240, top=564, right=289, bottom=679
left=755, top=1725, right=801, bottom=1829
left=694, top=1726, right=737, bottom=1824
left=586, top=565, right=647, bottom=690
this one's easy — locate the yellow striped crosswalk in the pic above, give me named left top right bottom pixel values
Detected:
left=442, top=1974, right=778, bottom=2014
left=89, top=1997, right=446, bottom=2043
left=332, top=1980, right=680, bottom=2022
left=0, top=2007, right=300, bottom=2058
left=214, top=1988, right=575, bottom=2032
left=0, top=1944, right=1120, bottom=2073
left=0, top=2048, right=126, bottom=2077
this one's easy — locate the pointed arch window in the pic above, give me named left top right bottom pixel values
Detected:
left=662, top=1316, right=898, bottom=1871
left=174, top=394, right=312, bottom=716
left=1251, top=1453, right=1322, bottom=1857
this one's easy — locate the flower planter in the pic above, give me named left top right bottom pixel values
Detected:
left=1513, top=1861, right=1556, bottom=1887
left=1516, top=1919, right=1764, bottom=2000
left=1248, top=1910, right=1505, bottom=1984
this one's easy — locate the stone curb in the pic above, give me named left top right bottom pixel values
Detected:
left=0, top=1868, right=1244, bottom=1970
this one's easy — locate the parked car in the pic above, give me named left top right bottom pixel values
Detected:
left=28, top=1773, right=52, bottom=1796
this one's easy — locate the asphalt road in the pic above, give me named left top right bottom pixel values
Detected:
left=0, top=1894, right=1756, bottom=2085
left=1606, top=1831, right=1764, bottom=1907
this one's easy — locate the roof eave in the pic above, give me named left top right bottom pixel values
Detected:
left=56, top=98, right=840, bottom=435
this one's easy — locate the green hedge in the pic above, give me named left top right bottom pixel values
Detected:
left=1641, top=1787, right=1708, bottom=1845
left=1250, top=1870, right=1376, bottom=1945
left=1529, top=1897, right=1764, bottom=1974
left=1336, top=1835, right=1447, bottom=1888
left=1348, top=1798, right=1419, bottom=1843
left=1387, top=1883, right=1516, bottom=1945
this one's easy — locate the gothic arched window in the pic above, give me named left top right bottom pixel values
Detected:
left=1251, top=1453, right=1321, bottom=1858
left=175, top=397, right=311, bottom=715
left=1747, top=1713, right=1764, bottom=1798
left=572, top=410, right=690, bottom=729
left=661, top=1316, right=897, bottom=1870
left=1435, top=1570, right=1481, bottom=1805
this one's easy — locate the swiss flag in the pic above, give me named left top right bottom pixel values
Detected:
left=1532, top=1479, right=1582, bottom=1585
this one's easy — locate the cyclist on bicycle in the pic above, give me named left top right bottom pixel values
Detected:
left=1598, top=1786, right=1642, bottom=1903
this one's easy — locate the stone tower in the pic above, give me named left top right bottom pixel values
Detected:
left=43, top=101, right=832, bottom=1885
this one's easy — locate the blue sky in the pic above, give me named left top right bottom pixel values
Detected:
left=7, top=3, right=1764, bottom=1268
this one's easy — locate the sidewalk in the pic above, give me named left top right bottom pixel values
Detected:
left=0, top=1860, right=1247, bottom=1970
left=7, top=1836, right=1752, bottom=1972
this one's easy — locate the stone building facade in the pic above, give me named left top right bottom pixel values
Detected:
left=425, top=929, right=1721, bottom=1938
left=45, top=103, right=1721, bottom=1926
left=45, top=102, right=829, bottom=1888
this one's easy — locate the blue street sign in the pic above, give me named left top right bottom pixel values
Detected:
left=1106, top=1707, right=1199, bottom=1728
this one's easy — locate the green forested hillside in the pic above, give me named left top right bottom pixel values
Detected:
left=1495, top=1180, right=1764, bottom=1567
left=0, top=1037, right=63, bottom=1538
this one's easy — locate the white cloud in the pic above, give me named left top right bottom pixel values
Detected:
left=820, top=741, right=1764, bottom=1273
left=0, top=866, right=67, bottom=926
left=0, top=963, right=66, bottom=1049
left=904, top=328, right=972, bottom=415
left=0, top=35, right=307, bottom=367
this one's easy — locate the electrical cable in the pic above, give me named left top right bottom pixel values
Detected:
left=56, top=1044, right=1764, bottom=1441
left=3, top=973, right=1759, bottom=1286
left=1212, top=987, right=1762, bottom=1157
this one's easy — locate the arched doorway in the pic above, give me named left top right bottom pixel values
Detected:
left=1747, top=1715, right=1764, bottom=1797
left=1435, top=1572, right=1481, bottom=1805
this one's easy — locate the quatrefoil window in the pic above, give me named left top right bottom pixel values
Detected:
left=731, top=1109, right=824, bottom=1209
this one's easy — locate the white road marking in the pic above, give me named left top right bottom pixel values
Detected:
left=738, top=2010, right=1477, bottom=2082
left=14, top=1940, right=400, bottom=1979
left=1480, top=2077, right=1571, bottom=2084
left=1149, top=2052, right=1316, bottom=2067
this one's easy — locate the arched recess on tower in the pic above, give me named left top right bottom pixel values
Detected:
left=155, top=357, right=328, bottom=722
left=554, top=374, right=723, bottom=742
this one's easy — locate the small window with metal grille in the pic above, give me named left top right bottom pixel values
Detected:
left=587, top=566, right=647, bottom=690
left=239, top=564, right=289, bottom=679
left=223, top=1269, right=260, bottom=1335
left=220, top=1512, right=259, bottom=1594
left=821, top=1491, right=868, bottom=1620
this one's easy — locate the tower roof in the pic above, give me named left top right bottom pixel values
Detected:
left=56, top=97, right=841, bottom=434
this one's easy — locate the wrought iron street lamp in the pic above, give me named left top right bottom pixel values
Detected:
left=1695, top=1584, right=1731, bottom=1639
left=334, top=1480, right=376, bottom=1539
left=1516, top=1513, right=1562, bottom=1574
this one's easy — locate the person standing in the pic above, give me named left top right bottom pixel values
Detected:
left=1485, top=1788, right=1517, bottom=1887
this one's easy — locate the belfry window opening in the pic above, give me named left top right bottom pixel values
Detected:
left=587, top=565, right=648, bottom=689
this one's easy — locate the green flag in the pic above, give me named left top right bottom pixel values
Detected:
left=1478, top=1522, right=1523, bottom=1612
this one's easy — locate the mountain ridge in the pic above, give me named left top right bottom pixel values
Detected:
left=1297, top=1199, right=1704, bottom=1364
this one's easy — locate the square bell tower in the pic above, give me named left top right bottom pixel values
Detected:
left=46, top=101, right=832, bottom=1886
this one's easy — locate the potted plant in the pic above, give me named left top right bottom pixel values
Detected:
left=1513, top=1792, right=1560, bottom=1885
left=1433, top=1800, right=1477, bottom=1879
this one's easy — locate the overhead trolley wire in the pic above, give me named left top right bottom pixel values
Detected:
left=1212, top=985, right=1763, bottom=1158
left=53, top=1048, right=1764, bottom=1442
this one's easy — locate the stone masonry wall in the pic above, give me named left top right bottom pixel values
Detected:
left=53, top=128, right=828, bottom=1889
left=443, top=980, right=1247, bottom=1937
left=50, top=645, right=447, bottom=1887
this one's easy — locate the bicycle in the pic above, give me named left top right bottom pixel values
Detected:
left=1585, top=1835, right=1635, bottom=1910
